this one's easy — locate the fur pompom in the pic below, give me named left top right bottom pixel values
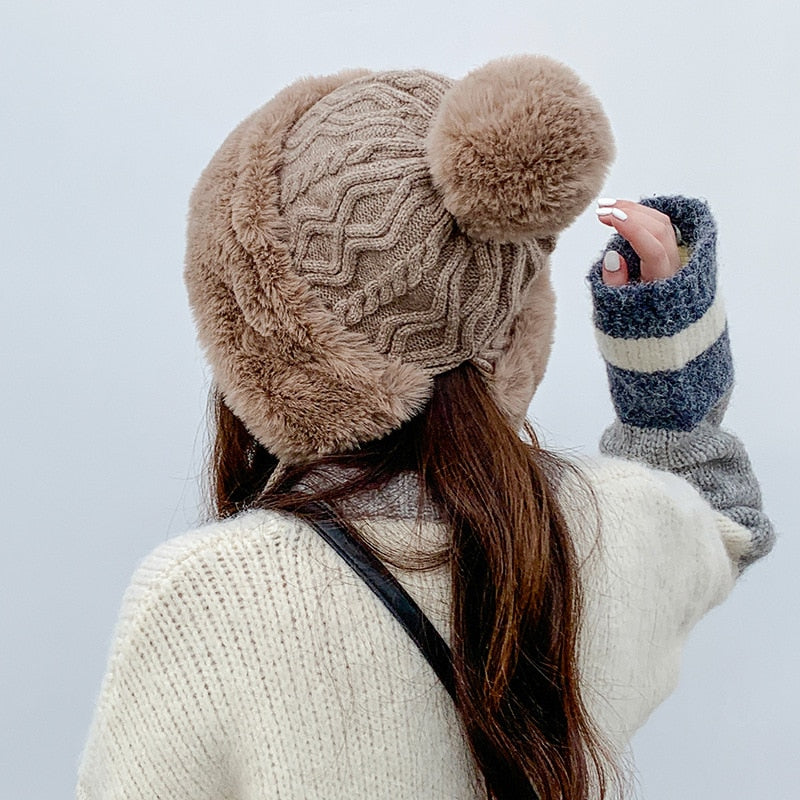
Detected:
left=426, top=55, right=615, bottom=242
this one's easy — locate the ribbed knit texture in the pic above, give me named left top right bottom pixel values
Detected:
left=76, top=456, right=760, bottom=799
left=280, top=71, right=544, bottom=374
left=78, top=194, right=774, bottom=796
left=588, top=196, right=733, bottom=430
left=600, top=402, right=775, bottom=570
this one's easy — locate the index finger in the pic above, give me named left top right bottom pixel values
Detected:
left=596, top=201, right=681, bottom=281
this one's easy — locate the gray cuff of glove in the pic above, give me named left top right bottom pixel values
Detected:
left=600, top=415, right=775, bottom=570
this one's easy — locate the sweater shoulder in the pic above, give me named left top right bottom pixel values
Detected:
left=561, top=455, right=742, bottom=740
left=113, top=510, right=303, bottom=638
left=132, top=509, right=297, bottom=577
left=562, top=454, right=741, bottom=607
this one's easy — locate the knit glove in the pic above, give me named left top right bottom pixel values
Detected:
left=588, top=195, right=731, bottom=431
left=587, top=196, right=773, bottom=570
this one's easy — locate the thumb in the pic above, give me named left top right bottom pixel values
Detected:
left=602, top=250, right=629, bottom=286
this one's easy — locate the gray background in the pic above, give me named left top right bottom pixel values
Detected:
left=2, top=1, right=797, bottom=797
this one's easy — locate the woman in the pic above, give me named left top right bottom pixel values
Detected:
left=76, top=56, right=773, bottom=799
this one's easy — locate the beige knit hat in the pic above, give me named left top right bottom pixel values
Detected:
left=185, top=55, right=614, bottom=463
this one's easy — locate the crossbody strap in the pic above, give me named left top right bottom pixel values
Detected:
left=300, top=502, right=456, bottom=701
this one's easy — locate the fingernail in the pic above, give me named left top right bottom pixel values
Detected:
left=596, top=207, right=614, bottom=216
left=603, top=251, right=621, bottom=272
left=611, top=208, right=628, bottom=221
left=598, top=197, right=617, bottom=206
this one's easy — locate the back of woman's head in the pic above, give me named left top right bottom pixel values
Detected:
left=185, top=55, right=613, bottom=465
left=188, top=55, right=617, bottom=799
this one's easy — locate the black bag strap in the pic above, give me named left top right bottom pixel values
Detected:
left=300, top=502, right=456, bottom=701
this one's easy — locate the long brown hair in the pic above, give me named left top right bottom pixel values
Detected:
left=208, top=362, right=611, bottom=800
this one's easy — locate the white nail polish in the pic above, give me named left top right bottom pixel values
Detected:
left=603, top=251, right=621, bottom=272
left=597, top=197, right=617, bottom=206
left=611, top=208, right=628, bottom=221
left=596, top=207, right=613, bottom=216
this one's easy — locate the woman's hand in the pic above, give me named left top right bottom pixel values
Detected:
left=595, top=198, right=682, bottom=286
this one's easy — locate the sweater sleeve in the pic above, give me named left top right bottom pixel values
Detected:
left=587, top=195, right=774, bottom=570
left=565, top=455, right=750, bottom=746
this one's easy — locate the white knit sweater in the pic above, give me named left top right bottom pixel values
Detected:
left=76, top=455, right=754, bottom=799
left=78, top=194, right=775, bottom=797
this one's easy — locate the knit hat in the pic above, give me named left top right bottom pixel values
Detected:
left=185, top=55, right=614, bottom=463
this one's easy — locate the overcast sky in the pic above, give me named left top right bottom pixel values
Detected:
left=2, top=1, right=798, bottom=797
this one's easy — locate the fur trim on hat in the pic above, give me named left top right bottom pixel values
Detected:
left=489, top=263, right=556, bottom=427
left=186, top=58, right=612, bottom=462
left=426, top=55, right=615, bottom=242
left=185, top=71, right=433, bottom=463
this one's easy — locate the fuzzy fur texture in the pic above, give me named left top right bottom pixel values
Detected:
left=489, top=263, right=556, bottom=428
left=185, top=58, right=609, bottom=462
left=185, top=71, right=435, bottom=463
left=426, top=55, right=614, bottom=242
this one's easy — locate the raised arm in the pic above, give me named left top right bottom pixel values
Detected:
left=588, top=195, right=774, bottom=570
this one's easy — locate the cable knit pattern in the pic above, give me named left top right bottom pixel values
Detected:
left=183, top=60, right=609, bottom=460
left=279, top=71, right=543, bottom=372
